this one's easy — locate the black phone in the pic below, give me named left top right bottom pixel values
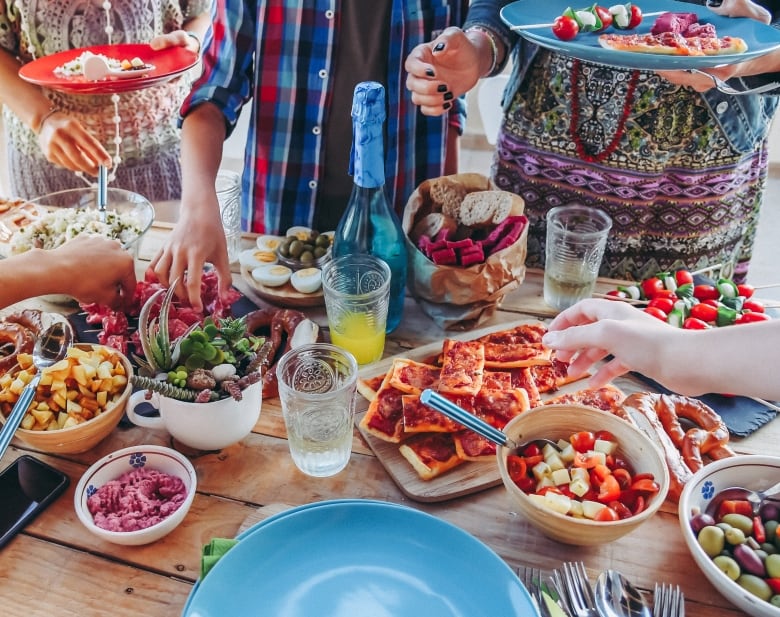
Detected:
left=0, top=455, right=69, bottom=549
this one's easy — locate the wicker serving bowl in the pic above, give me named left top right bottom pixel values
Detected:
left=497, top=404, right=670, bottom=546
left=9, top=343, right=133, bottom=455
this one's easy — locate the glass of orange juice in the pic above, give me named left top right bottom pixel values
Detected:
left=321, top=254, right=390, bottom=365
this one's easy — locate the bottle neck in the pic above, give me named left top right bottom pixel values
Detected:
left=350, top=119, right=385, bottom=190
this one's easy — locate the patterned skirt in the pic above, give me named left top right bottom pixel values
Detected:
left=493, top=50, right=769, bottom=283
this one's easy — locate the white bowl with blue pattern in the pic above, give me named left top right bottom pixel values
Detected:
left=679, top=455, right=780, bottom=617
left=74, top=445, right=197, bottom=545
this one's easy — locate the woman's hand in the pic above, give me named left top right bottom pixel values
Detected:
left=706, top=0, right=771, bottom=23
left=405, top=27, right=484, bottom=116
left=149, top=29, right=201, bottom=54
left=37, top=112, right=112, bottom=176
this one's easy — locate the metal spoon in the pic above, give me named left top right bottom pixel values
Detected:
left=704, top=480, right=780, bottom=518
left=0, top=321, right=73, bottom=458
left=595, top=570, right=652, bottom=617
left=97, top=164, right=108, bottom=223
left=418, top=389, right=557, bottom=453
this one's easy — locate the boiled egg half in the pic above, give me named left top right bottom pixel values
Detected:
left=239, top=248, right=277, bottom=270
left=252, top=264, right=292, bottom=288
left=290, top=267, right=322, bottom=294
left=256, top=234, right=284, bottom=252
left=285, top=226, right=312, bottom=242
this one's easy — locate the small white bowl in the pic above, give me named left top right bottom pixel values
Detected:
left=75, top=445, right=197, bottom=546
left=679, top=455, right=780, bottom=617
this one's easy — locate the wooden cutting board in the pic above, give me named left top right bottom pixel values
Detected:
left=353, top=317, right=648, bottom=503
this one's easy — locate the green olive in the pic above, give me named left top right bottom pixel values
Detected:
left=313, top=246, right=327, bottom=259
left=765, top=520, right=779, bottom=541
left=771, top=595, right=780, bottom=607
left=315, top=234, right=330, bottom=248
left=279, top=237, right=294, bottom=257
left=767, top=553, right=780, bottom=578
left=289, top=239, right=304, bottom=257
left=725, top=527, right=746, bottom=546
left=722, top=513, right=754, bottom=535
left=713, top=555, right=741, bottom=581
left=299, top=250, right=314, bottom=264
left=736, top=574, right=772, bottom=601
left=698, top=525, right=726, bottom=558
left=762, top=542, right=778, bottom=555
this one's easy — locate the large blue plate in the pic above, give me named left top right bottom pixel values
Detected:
left=501, top=0, right=780, bottom=70
left=182, top=499, right=536, bottom=617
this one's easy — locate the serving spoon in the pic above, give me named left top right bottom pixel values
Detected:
left=0, top=321, right=73, bottom=458
left=418, top=389, right=556, bottom=452
left=595, top=569, right=652, bottom=617
left=704, top=480, right=780, bottom=518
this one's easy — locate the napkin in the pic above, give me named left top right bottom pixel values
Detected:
left=200, top=537, right=239, bottom=579
left=631, top=373, right=778, bottom=437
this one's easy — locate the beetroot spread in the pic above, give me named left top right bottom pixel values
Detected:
left=650, top=12, right=717, bottom=38
left=87, top=468, right=187, bottom=532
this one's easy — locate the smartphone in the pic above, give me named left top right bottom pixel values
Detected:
left=0, top=455, right=69, bottom=549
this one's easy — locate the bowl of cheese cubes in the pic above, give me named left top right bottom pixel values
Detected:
left=497, top=404, right=670, bottom=545
left=0, top=343, right=133, bottom=454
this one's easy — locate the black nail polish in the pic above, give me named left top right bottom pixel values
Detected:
left=443, top=91, right=453, bottom=101
left=426, top=68, right=435, bottom=77
left=443, top=102, right=451, bottom=110
left=433, top=42, right=445, bottom=52
left=437, top=84, right=447, bottom=93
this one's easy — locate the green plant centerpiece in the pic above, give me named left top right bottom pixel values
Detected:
left=130, top=284, right=273, bottom=403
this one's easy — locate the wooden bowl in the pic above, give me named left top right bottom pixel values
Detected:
left=12, top=344, right=133, bottom=454
left=497, top=404, right=670, bottom=546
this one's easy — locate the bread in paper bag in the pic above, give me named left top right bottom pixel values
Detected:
left=402, top=173, right=528, bottom=329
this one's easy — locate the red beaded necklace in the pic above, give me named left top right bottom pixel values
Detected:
left=569, top=59, right=640, bottom=163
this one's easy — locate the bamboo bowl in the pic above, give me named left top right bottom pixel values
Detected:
left=497, top=404, right=670, bottom=546
left=6, top=344, right=133, bottom=454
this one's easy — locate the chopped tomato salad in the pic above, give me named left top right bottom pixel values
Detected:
left=506, top=431, right=661, bottom=521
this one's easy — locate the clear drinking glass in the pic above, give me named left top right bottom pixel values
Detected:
left=215, top=169, right=242, bottom=263
left=276, top=343, right=359, bottom=477
left=544, top=204, right=612, bottom=311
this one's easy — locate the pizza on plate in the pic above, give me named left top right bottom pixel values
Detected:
left=598, top=31, right=748, bottom=56
left=399, top=432, right=464, bottom=480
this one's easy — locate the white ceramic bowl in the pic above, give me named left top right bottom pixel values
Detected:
left=679, top=455, right=780, bottom=617
left=74, top=445, right=197, bottom=546
left=498, top=404, right=670, bottom=546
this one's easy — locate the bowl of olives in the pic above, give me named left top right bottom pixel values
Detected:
left=679, top=455, right=780, bottom=617
left=275, top=228, right=333, bottom=271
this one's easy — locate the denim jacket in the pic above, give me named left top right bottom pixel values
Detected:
left=465, top=0, right=780, bottom=153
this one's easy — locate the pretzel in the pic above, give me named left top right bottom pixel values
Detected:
left=0, top=321, right=36, bottom=374
left=620, top=392, right=733, bottom=502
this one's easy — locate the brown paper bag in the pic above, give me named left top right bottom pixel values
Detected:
left=402, top=173, right=528, bottom=330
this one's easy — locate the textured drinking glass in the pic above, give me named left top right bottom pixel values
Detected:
left=544, top=204, right=612, bottom=311
left=276, top=343, right=359, bottom=477
left=215, top=169, right=242, bottom=264
left=321, top=254, right=391, bottom=365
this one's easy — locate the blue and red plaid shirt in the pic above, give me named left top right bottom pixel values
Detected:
left=182, top=0, right=468, bottom=234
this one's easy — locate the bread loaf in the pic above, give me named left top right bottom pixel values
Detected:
left=458, top=191, right=514, bottom=228
left=428, top=177, right=468, bottom=217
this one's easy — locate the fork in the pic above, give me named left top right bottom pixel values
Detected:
left=519, top=564, right=549, bottom=617
left=553, top=561, right=599, bottom=617
left=653, top=582, right=685, bottom=617
left=686, top=69, right=780, bottom=96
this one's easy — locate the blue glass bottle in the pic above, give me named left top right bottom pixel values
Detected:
left=333, top=81, right=407, bottom=333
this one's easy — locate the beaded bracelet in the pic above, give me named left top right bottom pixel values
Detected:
left=36, top=106, right=61, bottom=134
left=465, top=26, right=500, bottom=77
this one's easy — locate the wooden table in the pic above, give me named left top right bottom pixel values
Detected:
left=0, top=222, right=773, bottom=617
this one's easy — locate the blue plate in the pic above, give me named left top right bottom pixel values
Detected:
left=182, top=499, right=537, bottom=617
left=501, top=0, right=780, bottom=70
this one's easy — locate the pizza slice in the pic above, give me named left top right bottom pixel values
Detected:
left=473, top=387, right=530, bottom=430
left=476, top=322, right=547, bottom=345
left=482, top=370, right=513, bottom=390
left=509, top=367, right=541, bottom=408
left=540, top=384, right=627, bottom=416
left=483, top=342, right=552, bottom=369
left=356, top=373, right=387, bottom=402
left=358, top=373, right=406, bottom=443
left=387, top=358, right=441, bottom=395
left=401, top=393, right=467, bottom=434
left=453, top=430, right=496, bottom=461
left=531, top=356, right=588, bottom=394
left=399, top=432, right=465, bottom=480
left=598, top=31, right=747, bottom=56
left=437, top=339, right=485, bottom=397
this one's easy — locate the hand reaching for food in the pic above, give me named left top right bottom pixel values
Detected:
left=37, top=111, right=112, bottom=176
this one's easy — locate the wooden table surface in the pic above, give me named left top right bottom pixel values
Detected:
left=0, top=222, right=773, bottom=617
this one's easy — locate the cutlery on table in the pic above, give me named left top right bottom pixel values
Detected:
left=653, top=582, right=685, bottom=617
left=519, top=565, right=569, bottom=617
left=595, top=569, right=652, bottom=617
left=0, top=321, right=73, bottom=458
left=553, top=561, right=599, bottom=617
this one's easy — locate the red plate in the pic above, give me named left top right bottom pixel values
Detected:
left=19, top=43, right=198, bottom=94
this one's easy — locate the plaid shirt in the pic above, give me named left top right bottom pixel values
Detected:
left=182, top=0, right=467, bottom=234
